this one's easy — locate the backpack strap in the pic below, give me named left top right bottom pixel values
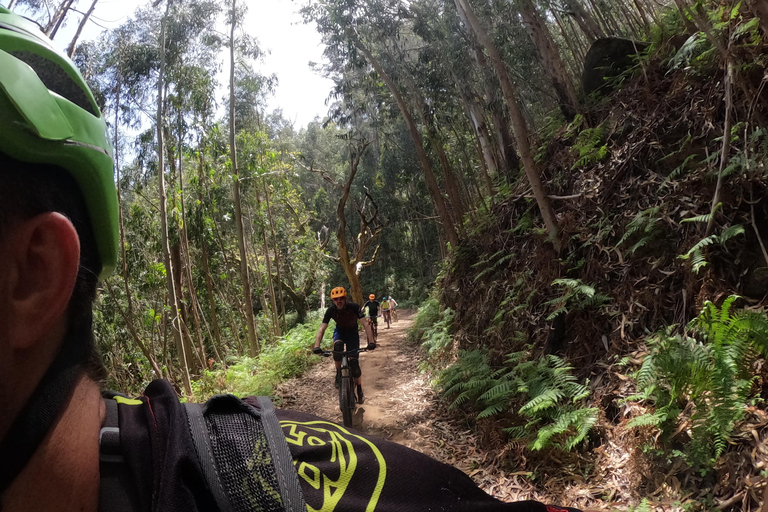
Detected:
left=98, top=398, right=141, bottom=512
left=184, top=402, right=234, bottom=512
left=255, top=396, right=307, bottom=512
left=190, top=394, right=308, bottom=512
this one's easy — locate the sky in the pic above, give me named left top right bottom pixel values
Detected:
left=53, top=0, right=335, bottom=129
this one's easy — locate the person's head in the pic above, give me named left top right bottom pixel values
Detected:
left=330, top=287, right=347, bottom=308
left=0, top=6, right=118, bottom=494
left=368, top=294, right=375, bottom=301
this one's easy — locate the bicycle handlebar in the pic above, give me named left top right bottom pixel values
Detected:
left=317, top=346, right=372, bottom=357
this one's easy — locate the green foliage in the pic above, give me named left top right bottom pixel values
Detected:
left=408, top=298, right=442, bottom=342
left=626, top=296, right=768, bottom=470
left=408, top=298, right=455, bottom=366
left=545, top=279, right=612, bottom=321
left=571, top=125, right=609, bottom=169
left=485, top=277, right=535, bottom=337
left=678, top=209, right=745, bottom=273
left=471, top=249, right=516, bottom=282
left=618, top=207, right=667, bottom=256
left=438, top=349, right=598, bottom=451
left=668, top=32, right=716, bottom=72
left=420, top=309, right=456, bottom=362
left=191, top=320, right=321, bottom=400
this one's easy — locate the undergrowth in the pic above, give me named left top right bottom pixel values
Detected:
left=625, top=296, right=768, bottom=471
left=438, top=348, right=598, bottom=451
left=408, top=297, right=455, bottom=370
left=190, top=320, right=321, bottom=401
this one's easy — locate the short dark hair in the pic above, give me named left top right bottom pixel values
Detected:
left=0, top=151, right=106, bottom=381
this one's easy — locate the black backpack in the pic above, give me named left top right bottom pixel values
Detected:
left=99, top=393, right=306, bottom=512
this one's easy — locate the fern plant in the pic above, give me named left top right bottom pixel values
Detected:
left=409, top=298, right=456, bottom=369
left=571, top=126, right=609, bottom=169
left=545, top=278, right=612, bottom=321
left=678, top=208, right=745, bottom=273
left=420, top=307, right=456, bottom=362
left=471, top=249, right=516, bottom=282
left=618, top=207, right=667, bottom=256
left=626, top=296, right=768, bottom=470
left=438, top=349, right=598, bottom=451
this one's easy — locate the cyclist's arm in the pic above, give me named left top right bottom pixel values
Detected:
left=314, top=322, right=329, bottom=350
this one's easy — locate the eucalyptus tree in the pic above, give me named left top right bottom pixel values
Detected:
left=516, top=0, right=580, bottom=120
left=75, top=27, right=163, bottom=378
left=304, top=0, right=461, bottom=249
left=454, top=0, right=562, bottom=252
left=225, top=0, right=261, bottom=355
left=155, top=0, right=193, bottom=394
left=66, top=0, right=99, bottom=57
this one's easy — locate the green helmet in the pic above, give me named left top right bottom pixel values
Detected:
left=0, top=7, right=118, bottom=278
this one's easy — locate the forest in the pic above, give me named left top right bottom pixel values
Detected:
left=10, top=0, right=768, bottom=509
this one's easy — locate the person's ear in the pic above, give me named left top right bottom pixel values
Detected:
left=7, top=212, right=80, bottom=350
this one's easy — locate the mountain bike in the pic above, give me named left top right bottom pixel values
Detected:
left=318, top=347, right=369, bottom=428
left=382, top=309, right=391, bottom=329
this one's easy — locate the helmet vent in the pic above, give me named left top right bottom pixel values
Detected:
left=10, top=50, right=97, bottom=116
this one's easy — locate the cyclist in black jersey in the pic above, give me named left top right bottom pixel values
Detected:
left=363, top=293, right=381, bottom=337
left=313, top=286, right=376, bottom=403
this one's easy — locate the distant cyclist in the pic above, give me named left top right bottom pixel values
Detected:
left=381, top=296, right=392, bottom=328
left=313, top=287, right=376, bottom=403
left=390, top=296, right=399, bottom=322
left=363, top=293, right=380, bottom=337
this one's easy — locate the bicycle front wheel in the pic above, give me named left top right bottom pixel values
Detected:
left=340, top=377, right=354, bottom=427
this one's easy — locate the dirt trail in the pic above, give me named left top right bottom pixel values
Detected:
left=275, top=311, right=435, bottom=450
left=275, top=311, right=549, bottom=504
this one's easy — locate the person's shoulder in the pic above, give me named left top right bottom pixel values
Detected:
left=346, top=301, right=361, bottom=309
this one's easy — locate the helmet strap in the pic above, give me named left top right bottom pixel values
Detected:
left=0, top=318, right=90, bottom=500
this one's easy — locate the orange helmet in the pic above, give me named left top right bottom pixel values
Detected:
left=330, top=287, right=347, bottom=299
left=369, top=294, right=375, bottom=300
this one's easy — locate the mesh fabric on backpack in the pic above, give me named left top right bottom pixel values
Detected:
left=205, top=405, right=285, bottom=512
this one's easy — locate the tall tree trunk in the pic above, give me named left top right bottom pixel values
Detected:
left=200, top=243, right=223, bottom=359
left=400, top=70, right=467, bottom=225
left=335, top=140, right=382, bottom=306
left=197, top=148, right=224, bottom=361
left=456, top=0, right=561, bottom=252
left=112, top=80, right=163, bottom=379
left=457, top=83, right=499, bottom=191
left=551, top=6, right=587, bottom=72
left=229, top=0, right=260, bottom=355
left=156, top=2, right=192, bottom=395
left=456, top=7, right=520, bottom=177
left=351, top=34, right=460, bottom=249
left=519, top=0, right=580, bottom=120
left=67, top=0, right=99, bottom=57
left=47, top=0, right=76, bottom=38
left=563, top=0, right=606, bottom=41
left=166, top=123, right=200, bottom=373
left=254, top=195, right=280, bottom=337
left=177, top=134, right=208, bottom=370
left=632, top=0, right=653, bottom=34
left=263, top=181, right=287, bottom=333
